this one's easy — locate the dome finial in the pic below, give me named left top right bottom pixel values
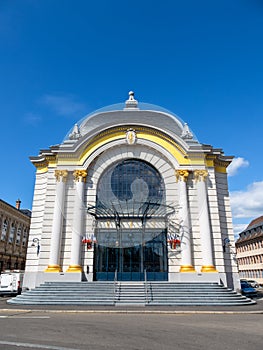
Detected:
left=124, top=90, right=138, bottom=109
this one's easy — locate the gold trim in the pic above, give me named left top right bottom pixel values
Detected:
left=54, top=170, right=68, bottom=182
left=138, top=133, right=189, bottom=165
left=194, top=169, right=208, bottom=182
left=180, top=265, right=196, bottom=273
left=205, top=155, right=231, bottom=172
left=56, top=126, right=207, bottom=167
left=201, top=265, right=218, bottom=273
left=66, top=265, right=83, bottom=273
left=36, top=166, right=48, bottom=174
left=215, top=166, right=227, bottom=173
left=78, top=132, right=124, bottom=165
left=73, top=170, right=88, bottom=182
left=44, top=264, right=62, bottom=273
left=175, top=170, right=189, bottom=182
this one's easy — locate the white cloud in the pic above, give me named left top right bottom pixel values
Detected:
left=40, top=94, right=86, bottom=117
left=230, top=181, right=263, bottom=219
left=228, top=157, right=249, bottom=176
left=23, top=112, right=42, bottom=125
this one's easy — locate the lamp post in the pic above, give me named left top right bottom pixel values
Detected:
left=31, top=238, right=40, bottom=255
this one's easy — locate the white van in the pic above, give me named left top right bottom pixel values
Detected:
left=0, top=271, right=24, bottom=295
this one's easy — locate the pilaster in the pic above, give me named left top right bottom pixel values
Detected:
left=176, top=170, right=195, bottom=273
left=194, top=170, right=217, bottom=272
left=67, top=170, right=87, bottom=273
left=45, top=170, right=68, bottom=272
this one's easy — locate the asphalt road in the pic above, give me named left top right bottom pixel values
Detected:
left=0, top=291, right=262, bottom=350
left=0, top=310, right=262, bottom=350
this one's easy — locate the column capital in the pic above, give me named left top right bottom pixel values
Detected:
left=175, top=169, right=189, bottom=182
left=54, top=170, right=68, bottom=182
left=194, top=169, right=208, bottom=182
left=73, top=170, right=88, bottom=182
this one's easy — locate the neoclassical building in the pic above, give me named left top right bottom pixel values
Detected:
left=24, top=92, right=239, bottom=290
left=0, top=199, right=31, bottom=272
left=236, top=216, right=263, bottom=285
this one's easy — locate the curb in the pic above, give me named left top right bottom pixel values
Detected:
left=1, top=308, right=263, bottom=315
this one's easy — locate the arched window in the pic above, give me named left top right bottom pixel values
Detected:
left=96, top=159, right=165, bottom=215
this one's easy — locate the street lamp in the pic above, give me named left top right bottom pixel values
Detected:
left=223, top=238, right=231, bottom=253
left=31, top=238, right=40, bottom=255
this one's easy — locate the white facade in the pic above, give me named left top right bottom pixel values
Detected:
left=24, top=92, right=239, bottom=290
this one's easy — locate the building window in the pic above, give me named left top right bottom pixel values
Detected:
left=16, top=225, right=21, bottom=245
left=22, top=228, right=28, bottom=246
left=9, top=223, right=16, bottom=243
left=1, top=219, right=8, bottom=240
left=97, top=159, right=165, bottom=214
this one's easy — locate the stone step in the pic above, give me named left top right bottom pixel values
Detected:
left=7, top=281, right=256, bottom=306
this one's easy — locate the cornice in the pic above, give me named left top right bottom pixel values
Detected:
left=0, top=200, right=31, bottom=223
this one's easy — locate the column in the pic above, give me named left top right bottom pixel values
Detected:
left=67, top=170, right=87, bottom=272
left=194, top=170, right=217, bottom=272
left=176, top=170, right=195, bottom=273
left=45, top=170, right=68, bottom=272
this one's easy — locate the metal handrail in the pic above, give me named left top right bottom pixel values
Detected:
left=114, top=269, right=118, bottom=303
left=144, top=269, right=148, bottom=304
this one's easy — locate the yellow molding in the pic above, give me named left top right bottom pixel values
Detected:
left=138, top=133, right=190, bottom=165
left=201, top=265, right=218, bottom=273
left=215, top=166, right=227, bottom=174
left=38, top=126, right=208, bottom=168
left=44, top=264, right=62, bottom=272
left=36, top=166, right=48, bottom=174
left=180, top=265, right=196, bottom=272
left=78, top=132, right=124, bottom=165
left=205, top=159, right=215, bottom=167
left=66, top=265, right=83, bottom=273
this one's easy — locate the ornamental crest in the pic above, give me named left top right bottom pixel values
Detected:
left=126, top=128, right=137, bottom=145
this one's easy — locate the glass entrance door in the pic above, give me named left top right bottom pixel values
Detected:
left=94, top=230, right=168, bottom=281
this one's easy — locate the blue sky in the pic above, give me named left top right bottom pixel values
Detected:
left=1, top=0, right=263, bottom=236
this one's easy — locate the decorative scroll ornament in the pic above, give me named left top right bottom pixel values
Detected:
left=181, top=123, right=193, bottom=139
left=69, top=124, right=81, bottom=140
left=126, top=128, right=137, bottom=145
left=194, top=169, right=208, bottom=182
left=73, top=170, right=88, bottom=182
left=54, top=170, right=68, bottom=182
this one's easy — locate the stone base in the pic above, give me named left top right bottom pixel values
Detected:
left=23, top=271, right=83, bottom=290
left=169, top=272, right=220, bottom=283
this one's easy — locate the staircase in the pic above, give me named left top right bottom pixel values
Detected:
left=115, top=282, right=146, bottom=306
left=7, top=282, right=115, bottom=306
left=7, top=281, right=255, bottom=306
left=146, top=282, right=256, bottom=306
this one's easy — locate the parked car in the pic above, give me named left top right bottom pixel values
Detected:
left=246, top=279, right=260, bottom=288
left=240, top=280, right=257, bottom=297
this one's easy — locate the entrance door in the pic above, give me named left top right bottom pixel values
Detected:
left=94, top=229, right=168, bottom=281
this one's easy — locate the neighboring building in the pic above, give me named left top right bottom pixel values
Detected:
left=235, top=216, right=263, bottom=285
left=0, top=199, right=31, bottom=272
left=24, top=92, right=239, bottom=291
